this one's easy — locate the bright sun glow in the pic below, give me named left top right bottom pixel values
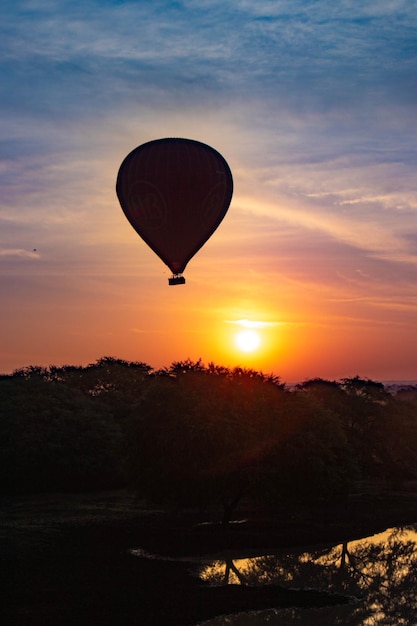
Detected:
left=234, top=329, right=261, bottom=353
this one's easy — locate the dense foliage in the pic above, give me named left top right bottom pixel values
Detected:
left=1, top=357, right=417, bottom=516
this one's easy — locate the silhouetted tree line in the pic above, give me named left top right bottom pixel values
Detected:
left=1, top=357, right=417, bottom=514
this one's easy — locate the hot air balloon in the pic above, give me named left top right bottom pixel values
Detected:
left=116, top=138, right=233, bottom=285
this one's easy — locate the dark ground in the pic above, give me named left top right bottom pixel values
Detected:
left=1, top=484, right=417, bottom=625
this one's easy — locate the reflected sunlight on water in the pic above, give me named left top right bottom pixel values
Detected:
left=195, top=525, right=417, bottom=625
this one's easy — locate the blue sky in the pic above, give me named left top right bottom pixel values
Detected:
left=1, top=0, right=417, bottom=380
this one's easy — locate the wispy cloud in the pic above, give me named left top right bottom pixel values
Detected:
left=225, top=319, right=281, bottom=328
left=0, top=248, right=39, bottom=258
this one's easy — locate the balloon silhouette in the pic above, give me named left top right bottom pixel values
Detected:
left=116, top=138, right=233, bottom=285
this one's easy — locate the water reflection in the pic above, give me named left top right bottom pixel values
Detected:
left=197, top=525, right=417, bottom=625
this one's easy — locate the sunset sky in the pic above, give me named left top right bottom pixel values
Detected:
left=1, top=0, right=417, bottom=382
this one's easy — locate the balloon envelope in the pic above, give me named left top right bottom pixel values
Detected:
left=116, top=138, right=233, bottom=278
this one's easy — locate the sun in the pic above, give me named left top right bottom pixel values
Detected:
left=234, top=329, right=261, bottom=353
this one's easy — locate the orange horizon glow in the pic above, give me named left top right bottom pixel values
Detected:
left=2, top=227, right=417, bottom=383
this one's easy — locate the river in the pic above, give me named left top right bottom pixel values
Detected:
left=131, top=523, right=417, bottom=625
left=3, top=492, right=417, bottom=624
left=193, top=525, right=417, bottom=625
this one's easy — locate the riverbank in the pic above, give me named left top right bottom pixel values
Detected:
left=136, top=481, right=417, bottom=558
left=1, top=484, right=417, bottom=625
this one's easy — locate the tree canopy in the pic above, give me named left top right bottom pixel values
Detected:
left=1, top=358, right=417, bottom=518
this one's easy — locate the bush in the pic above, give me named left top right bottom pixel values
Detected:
left=0, top=376, right=124, bottom=493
